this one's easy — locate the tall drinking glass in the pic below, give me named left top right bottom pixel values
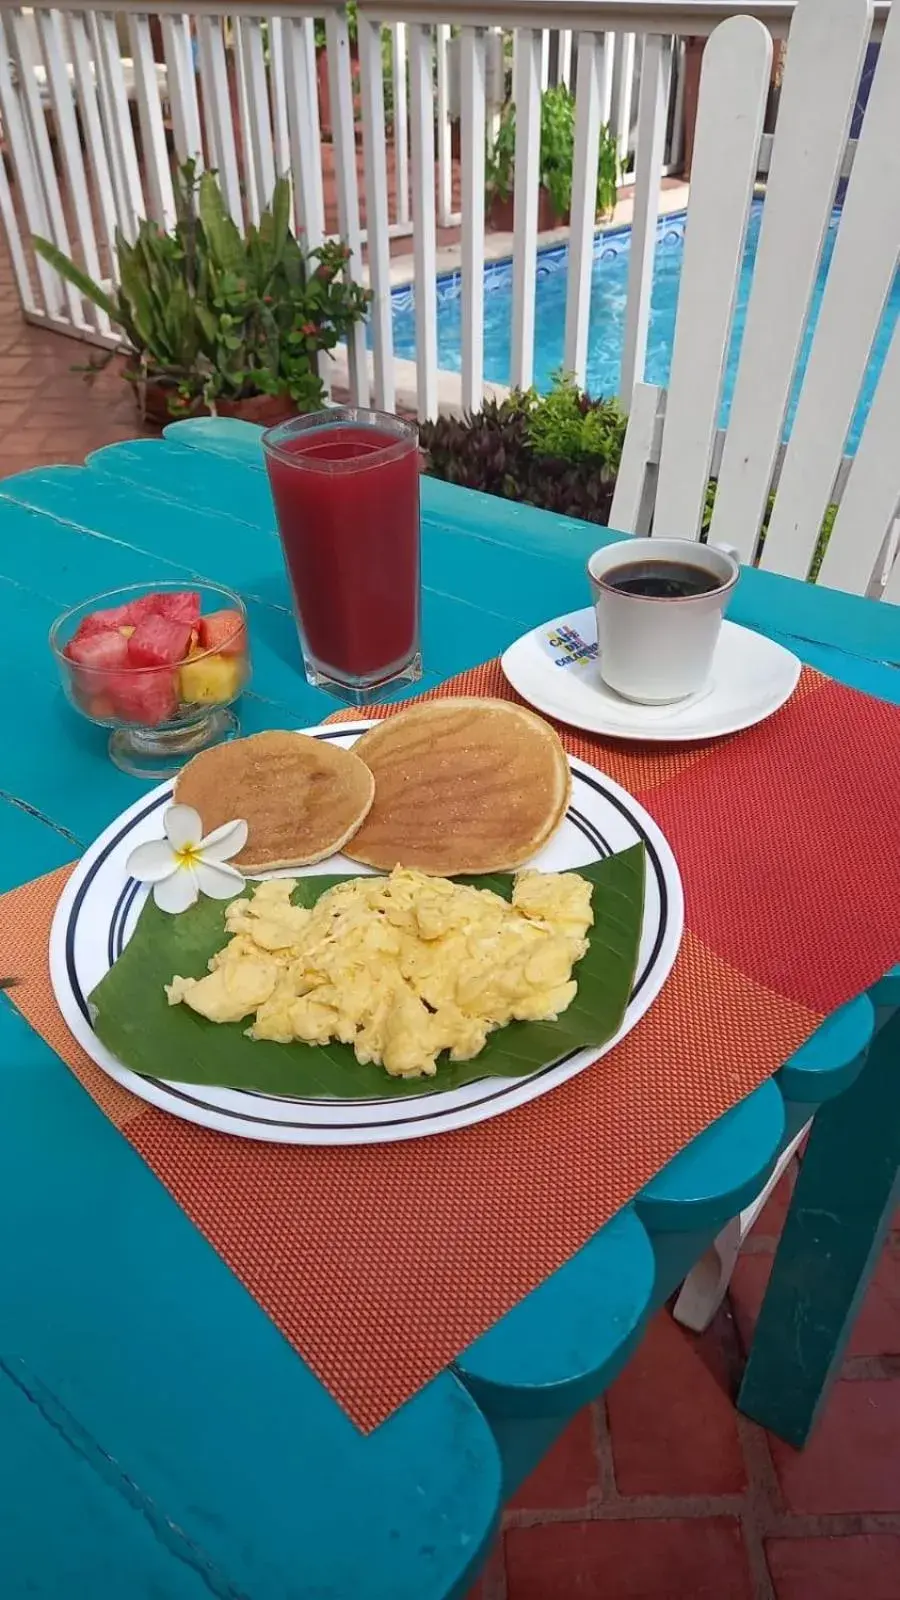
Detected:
left=262, top=408, right=422, bottom=705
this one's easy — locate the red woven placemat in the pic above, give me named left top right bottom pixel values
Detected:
left=3, top=661, right=899, bottom=1431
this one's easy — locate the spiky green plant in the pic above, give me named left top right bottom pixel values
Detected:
left=33, top=161, right=370, bottom=416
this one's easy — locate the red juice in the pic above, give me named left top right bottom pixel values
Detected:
left=263, top=415, right=420, bottom=690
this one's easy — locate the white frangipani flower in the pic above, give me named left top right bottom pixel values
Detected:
left=126, top=804, right=248, bottom=914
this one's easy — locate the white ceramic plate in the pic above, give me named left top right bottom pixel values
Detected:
left=49, top=721, right=683, bottom=1146
left=501, top=607, right=801, bottom=743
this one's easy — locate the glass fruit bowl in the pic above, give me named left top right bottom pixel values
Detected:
left=50, top=580, right=251, bottom=778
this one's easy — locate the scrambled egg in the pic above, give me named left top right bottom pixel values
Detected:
left=165, top=867, right=593, bottom=1079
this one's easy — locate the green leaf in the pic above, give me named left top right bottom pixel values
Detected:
left=257, top=176, right=291, bottom=277
left=118, top=256, right=170, bottom=362
left=194, top=304, right=219, bottom=348
left=32, top=235, right=118, bottom=321
left=197, top=170, right=246, bottom=273
left=270, top=175, right=292, bottom=252
left=88, top=847, right=645, bottom=1101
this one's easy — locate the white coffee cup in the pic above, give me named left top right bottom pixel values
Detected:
left=587, top=537, right=739, bottom=705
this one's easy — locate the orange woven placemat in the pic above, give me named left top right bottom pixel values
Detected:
left=3, top=659, right=900, bottom=1432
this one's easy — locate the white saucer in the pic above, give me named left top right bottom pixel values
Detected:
left=501, top=607, right=801, bottom=743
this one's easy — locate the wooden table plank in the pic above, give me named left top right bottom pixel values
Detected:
left=0, top=797, right=77, bottom=889
left=457, top=1206, right=655, bottom=1497
left=0, top=1363, right=213, bottom=1600
left=162, top=414, right=276, bottom=468
left=0, top=1003, right=501, bottom=1600
left=637, top=1079, right=786, bottom=1232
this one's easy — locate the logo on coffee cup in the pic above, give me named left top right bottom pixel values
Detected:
left=544, top=623, right=598, bottom=670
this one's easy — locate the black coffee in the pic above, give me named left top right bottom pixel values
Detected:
left=606, top=560, right=719, bottom=599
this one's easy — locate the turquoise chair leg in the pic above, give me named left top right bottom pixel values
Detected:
left=738, top=1004, right=900, bottom=1447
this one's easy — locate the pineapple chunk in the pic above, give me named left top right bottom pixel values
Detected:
left=179, top=651, right=243, bottom=706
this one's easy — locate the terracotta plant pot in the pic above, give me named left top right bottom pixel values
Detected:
left=487, top=187, right=569, bottom=234
left=136, top=375, right=297, bottom=430
left=136, top=377, right=199, bottom=429
left=216, top=393, right=298, bottom=426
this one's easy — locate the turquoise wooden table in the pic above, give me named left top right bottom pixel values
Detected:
left=0, top=417, right=895, bottom=1598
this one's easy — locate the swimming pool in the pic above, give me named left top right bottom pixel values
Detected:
left=388, top=200, right=900, bottom=453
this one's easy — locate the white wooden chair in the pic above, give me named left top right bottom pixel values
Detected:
left=608, top=0, right=900, bottom=1330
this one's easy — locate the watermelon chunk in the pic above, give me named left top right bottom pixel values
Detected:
left=74, top=604, right=134, bottom=640
left=127, top=614, right=194, bottom=668
left=197, top=609, right=246, bottom=657
left=110, top=669, right=178, bottom=727
left=154, top=590, right=201, bottom=624
left=76, top=592, right=202, bottom=638
left=66, top=630, right=130, bottom=671
left=65, top=630, right=131, bottom=715
left=124, top=592, right=164, bottom=624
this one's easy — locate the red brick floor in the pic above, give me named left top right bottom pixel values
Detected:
left=0, top=234, right=899, bottom=1600
left=0, top=232, right=153, bottom=475
left=469, top=1170, right=900, bottom=1600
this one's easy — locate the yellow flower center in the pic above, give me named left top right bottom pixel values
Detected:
left=174, top=844, right=201, bottom=869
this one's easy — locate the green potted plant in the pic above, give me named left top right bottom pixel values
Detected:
left=420, top=373, right=627, bottom=525
left=32, top=161, right=371, bottom=425
left=487, top=85, right=619, bottom=231
left=421, top=372, right=839, bottom=565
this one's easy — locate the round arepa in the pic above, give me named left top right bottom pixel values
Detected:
left=344, top=697, right=571, bottom=875
left=174, top=730, right=375, bottom=872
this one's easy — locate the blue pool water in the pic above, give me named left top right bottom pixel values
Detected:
left=389, top=200, right=900, bottom=452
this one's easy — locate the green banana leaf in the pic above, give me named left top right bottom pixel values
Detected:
left=89, top=846, right=645, bottom=1101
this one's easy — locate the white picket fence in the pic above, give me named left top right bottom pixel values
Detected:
left=610, top=0, right=900, bottom=603
left=0, top=2, right=891, bottom=439
left=0, top=2, right=699, bottom=404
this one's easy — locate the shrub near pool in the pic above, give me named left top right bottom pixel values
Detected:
left=421, top=374, right=838, bottom=577
left=420, top=375, right=627, bottom=526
